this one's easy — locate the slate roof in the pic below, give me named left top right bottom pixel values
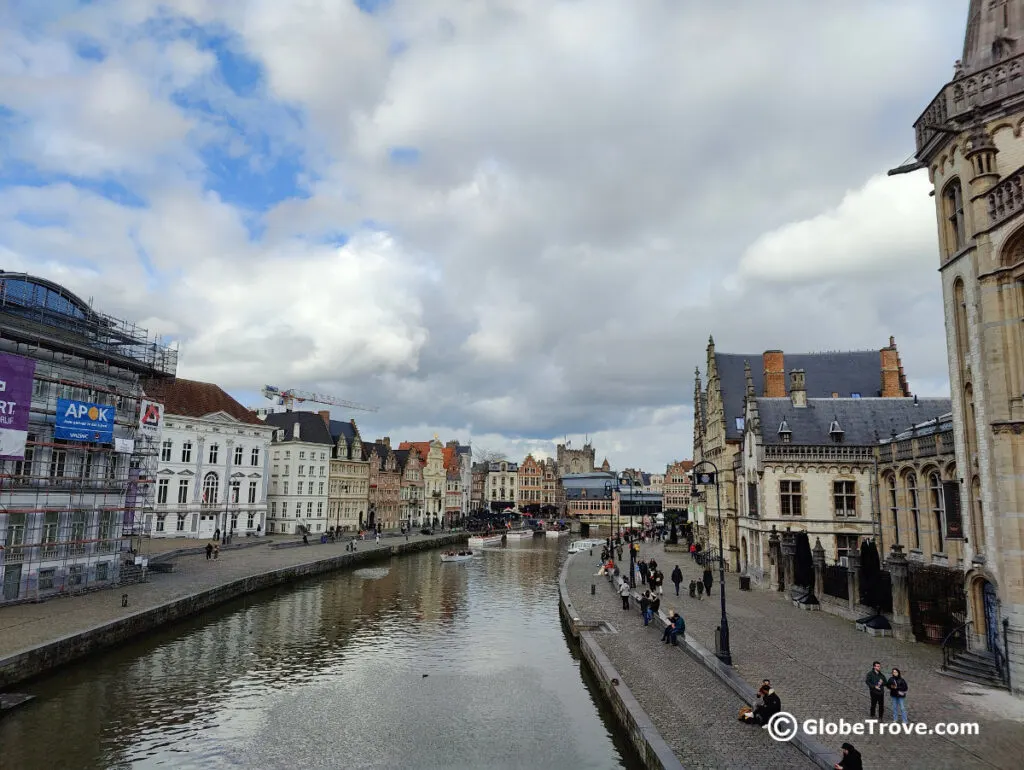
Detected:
left=328, top=419, right=357, bottom=444
left=881, top=412, right=954, bottom=444
left=562, top=472, right=616, bottom=499
left=716, top=351, right=885, bottom=441
left=142, top=377, right=265, bottom=426
left=393, top=448, right=410, bottom=472
left=262, top=411, right=334, bottom=445
left=755, top=397, right=952, bottom=446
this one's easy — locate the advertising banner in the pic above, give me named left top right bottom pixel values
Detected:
left=55, top=398, right=115, bottom=444
left=138, top=400, right=164, bottom=441
left=0, top=352, right=37, bottom=460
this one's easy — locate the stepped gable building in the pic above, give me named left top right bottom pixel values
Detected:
left=364, top=438, right=400, bottom=530
left=328, top=419, right=369, bottom=533
left=399, top=439, right=445, bottom=527
left=0, top=272, right=177, bottom=603
left=142, top=377, right=273, bottom=540
left=739, top=362, right=951, bottom=585
left=900, top=0, right=1024, bottom=690
left=262, top=411, right=333, bottom=536
left=693, top=336, right=911, bottom=570
left=663, top=460, right=694, bottom=517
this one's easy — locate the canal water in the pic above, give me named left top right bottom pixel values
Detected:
left=1, top=538, right=640, bottom=769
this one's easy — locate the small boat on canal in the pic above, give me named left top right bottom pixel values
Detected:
left=504, top=529, right=533, bottom=541
left=468, top=534, right=504, bottom=547
left=441, top=550, right=474, bottom=563
left=545, top=528, right=569, bottom=538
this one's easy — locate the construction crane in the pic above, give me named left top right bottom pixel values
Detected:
left=261, top=385, right=379, bottom=413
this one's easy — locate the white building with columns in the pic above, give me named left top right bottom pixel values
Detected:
left=262, top=411, right=333, bottom=536
left=141, top=378, right=274, bottom=540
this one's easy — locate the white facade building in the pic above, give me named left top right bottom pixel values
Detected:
left=142, top=378, right=273, bottom=540
left=263, top=411, right=333, bottom=536
left=485, top=460, right=518, bottom=510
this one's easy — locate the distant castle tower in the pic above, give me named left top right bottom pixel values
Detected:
left=556, top=440, right=597, bottom=476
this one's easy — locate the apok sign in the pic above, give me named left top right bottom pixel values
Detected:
left=55, top=397, right=115, bottom=444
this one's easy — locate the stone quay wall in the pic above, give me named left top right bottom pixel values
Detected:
left=558, top=558, right=683, bottom=770
left=0, top=533, right=467, bottom=690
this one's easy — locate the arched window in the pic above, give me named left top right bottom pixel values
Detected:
left=929, top=471, right=945, bottom=555
left=971, top=476, right=986, bottom=552
left=202, top=472, right=219, bottom=506
left=943, top=179, right=966, bottom=255
left=906, top=473, right=920, bottom=549
left=887, top=474, right=900, bottom=544
left=953, top=279, right=969, bottom=375
left=965, top=383, right=978, bottom=462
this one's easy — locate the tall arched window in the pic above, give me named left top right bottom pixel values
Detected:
left=971, top=475, right=986, bottom=552
left=943, top=179, right=966, bottom=255
left=906, top=473, right=921, bottom=549
left=202, top=472, right=219, bottom=506
left=953, top=279, right=969, bottom=375
left=887, top=474, right=900, bottom=544
left=929, top=471, right=945, bottom=555
left=965, top=383, right=978, bottom=462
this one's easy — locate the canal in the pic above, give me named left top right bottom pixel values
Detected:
left=1, top=537, right=641, bottom=769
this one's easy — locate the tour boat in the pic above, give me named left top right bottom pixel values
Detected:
left=545, top=529, right=569, bottom=538
left=568, top=539, right=605, bottom=554
left=504, top=529, right=533, bottom=541
left=440, top=550, right=474, bottom=563
left=468, top=534, right=504, bottom=547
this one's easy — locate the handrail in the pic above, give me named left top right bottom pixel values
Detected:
left=940, top=620, right=972, bottom=671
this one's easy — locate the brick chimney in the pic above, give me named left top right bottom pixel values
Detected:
left=880, top=336, right=910, bottom=397
left=318, top=409, right=331, bottom=427
left=763, top=350, right=786, bottom=397
left=789, top=369, right=807, bottom=408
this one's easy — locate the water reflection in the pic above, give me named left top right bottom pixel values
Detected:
left=2, top=539, right=639, bottom=770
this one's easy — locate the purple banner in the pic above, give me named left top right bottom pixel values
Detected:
left=0, top=352, right=37, bottom=460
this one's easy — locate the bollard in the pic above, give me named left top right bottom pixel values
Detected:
left=121, top=593, right=128, bottom=607
left=591, top=584, right=596, bottom=595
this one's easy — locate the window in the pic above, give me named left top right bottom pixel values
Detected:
left=247, top=512, right=255, bottom=529
left=81, top=450, right=93, bottom=480
left=181, top=442, right=192, bottom=463
left=929, top=472, right=945, bottom=554
left=283, top=481, right=289, bottom=495
left=282, top=502, right=288, bottom=517
left=833, top=480, right=856, bottom=516
left=234, top=446, right=243, bottom=465
left=837, top=534, right=859, bottom=561
left=178, top=479, right=190, bottom=504
left=943, top=179, right=966, bottom=254
left=320, top=465, right=326, bottom=477
left=887, top=475, right=899, bottom=544
left=317, top=502, right=323, bottom=517
left=161, top=440, right=172, bottom=462
left=307, top=502, right=313, bottom=516
left=285, top=451, right=291, bottom=460
left=780, top=480, right=802, bottom=515
left=50, top=448, right=67, bottom=479
left=39, top=568, right=56, bottom=591
left=271, top=502, right=277, bottom=515
left=176, top=514, right=186, bottom=532
left=318, top=482, right=325, bottom=496
left=230, top=480, right=240, bottom=504
left=69, top=512, right=86, bottom=554
left=907, top=473, right=921, bottom=549
left=14, top=433, right=35, bottom=479
left=157, top=478, right=169, bottom=504
left=202, top=472, right=219, bottom=506
left=156, top=513, right=167, bottom=532
left=209, top=444, right=219, bottom=464
left=251, top=447, right=260, bottom=466
left=248, top=481, right=257, bottom=504
left=68, top=564, right=83, bottom=586
left=299, top=465, right=305, bottom=476
left=96, top=562, right=109, bottom=582
left=300, top=451, right=306, bottom=460
left=106, top=453, right=118, bottom=481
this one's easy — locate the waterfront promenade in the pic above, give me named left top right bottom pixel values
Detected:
left=0, top=533, right=445, bottom=664
left=628, top=540, right=1024, bottom=769
left=563, top=550, right=815, bottom=769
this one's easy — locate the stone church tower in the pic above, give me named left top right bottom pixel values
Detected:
left=902, top=0, right=1024, bottom=693
left=556, top=441, right=597, bottom=476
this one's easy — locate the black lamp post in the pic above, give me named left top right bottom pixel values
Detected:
left=692, top=460, right=732, bottom=666
left=623, top=474, right=637, bottom=587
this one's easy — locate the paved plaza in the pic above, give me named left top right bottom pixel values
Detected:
left=625, top=540, right=1024, bottom=769
left=0, top=532, right=437, bottom=661
left=564, top=551, right=815, bottom=769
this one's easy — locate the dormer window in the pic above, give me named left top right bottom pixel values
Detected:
left=778, top=420, right=792, bottom=444
left=829, top=419, right=844, bottom=443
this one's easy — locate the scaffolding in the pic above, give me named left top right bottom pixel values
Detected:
left=0, top=273, right=175, bottom=604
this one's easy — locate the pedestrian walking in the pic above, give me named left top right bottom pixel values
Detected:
left=834, top=742, right=863, bottom=770
left=205, top=542, right=213, bottom=560
left=640, top=591, right=652, bottom=625
left=865, top=661, right=886, bottom=719
left=671, top=565, right=683, bottom=596
left=618, top=578, right=631, bottom=610
left=649, top=593, right=660, bottom=619
left=696, top=580, right=704, bottom=599
left=213, top=543, right=220, bottom=560
left=887, top=667, right=909, bottom=724
left=702, top=568, right=713, bottom=597
left=376, top=532, right=380, bottom=545
left=654, top=570, right=664, bottom=596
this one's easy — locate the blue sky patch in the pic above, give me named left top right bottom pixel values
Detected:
left=389, top=146, right=420, bottom=165
left=197, top=138, right=306, bottom=212
left=355, top=0, right=392, bottom=14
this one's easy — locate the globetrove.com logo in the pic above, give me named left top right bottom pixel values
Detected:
left=767, top=712, right=979, bottom=741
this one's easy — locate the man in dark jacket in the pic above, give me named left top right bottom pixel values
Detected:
left=865, top=661, right=886, bottom=718
left=671, top=565, right=683, bottom=595
left=702, top=568, right=713, bottom=597
left=834, top=742, right=863, bottom=770
left=752, top=680, right=782, bottom=726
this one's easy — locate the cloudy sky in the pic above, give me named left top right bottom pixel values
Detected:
left=1, top=0, right=967, bottom=470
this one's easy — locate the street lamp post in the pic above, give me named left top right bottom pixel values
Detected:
left=692, top=460, right=732, bottom=666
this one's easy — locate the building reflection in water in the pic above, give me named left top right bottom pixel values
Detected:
left=1, top=538, right=640, bottom=770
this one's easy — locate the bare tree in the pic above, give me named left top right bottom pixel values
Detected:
left=474, top=447, right=508, bottom=464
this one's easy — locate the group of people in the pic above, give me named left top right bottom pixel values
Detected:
left=865, top=660, right=910, bottom=723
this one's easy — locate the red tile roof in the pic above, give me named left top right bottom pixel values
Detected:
left=141, top=377, right=264, bottom=426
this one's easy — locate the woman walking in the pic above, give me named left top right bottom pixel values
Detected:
left=887, top=667, right=909, bottom=724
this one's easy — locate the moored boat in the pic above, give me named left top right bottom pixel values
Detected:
left=568, top=538, right=605, bottom=554
left=545, top=529, right=569, bottom=538
left=504, top=529, right=533, bottom=540
left=440, top=550, right=474, bottom=563
left=468, top=534, right=504, bottom=547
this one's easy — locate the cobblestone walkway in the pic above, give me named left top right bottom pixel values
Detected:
left=641, top=541, right=1023, bottom=770
left=0, top=533, right=438, bottom=660
left=564, top=552, right=815, bottom=769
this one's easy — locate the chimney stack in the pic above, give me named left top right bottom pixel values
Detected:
left=293, top=421, right=301, bottom=441
left=763, top=350, right=786, bottom=397
left=789, top=370, right=807, bottom=408
left=318, top=409, right=330, bottom=427
left=880, top=337, right=908, bottom=397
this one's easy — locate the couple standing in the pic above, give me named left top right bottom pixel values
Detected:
left=865, top=661, right=909, bottom=723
